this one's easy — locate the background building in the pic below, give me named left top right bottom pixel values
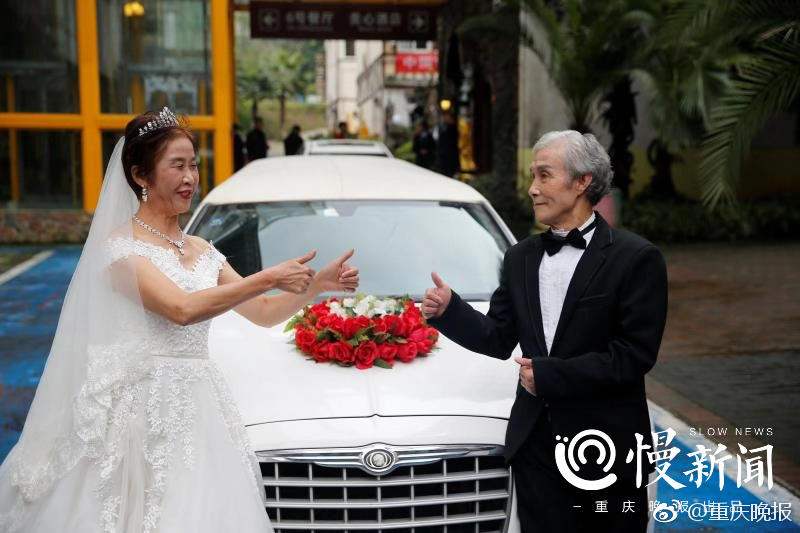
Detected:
left=1, top=0, right=234, bottom=216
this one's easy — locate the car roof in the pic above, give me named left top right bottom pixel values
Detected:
left=305, top=139, right=393, bottom=157
left=201, top=156, right=486, bottom=204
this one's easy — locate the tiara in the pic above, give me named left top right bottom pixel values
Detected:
left=138, top=106, right=179, bottom=136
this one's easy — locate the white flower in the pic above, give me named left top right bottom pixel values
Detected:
left=342, top=297, right=355, bottom=308
left=381, top=299, right=398, bottom=314
left=326, top=300, right=348, bottom=318
left=354, top=300, right=371, bottom=317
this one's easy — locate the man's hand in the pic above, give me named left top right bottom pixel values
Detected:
left=421, top=272, right=452, bottom=319
left=514, top=357, right=536, bottom=396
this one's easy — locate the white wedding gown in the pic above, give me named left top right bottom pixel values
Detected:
left=0, top=238, right=272, bottom=533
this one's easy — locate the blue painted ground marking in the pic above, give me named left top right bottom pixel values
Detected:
left=0, top=247, right=81, bottom=461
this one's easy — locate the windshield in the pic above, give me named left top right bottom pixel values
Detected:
left=188, top=201, right=511, bottom=300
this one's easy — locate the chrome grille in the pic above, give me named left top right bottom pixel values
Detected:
left=258, top=445, right=512, bottom=533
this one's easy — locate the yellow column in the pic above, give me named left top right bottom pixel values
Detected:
left=211, top=0, right=234, bottom=185
left=76, top=0, right=102, bottom=211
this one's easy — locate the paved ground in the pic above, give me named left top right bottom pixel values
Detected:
left=0, top=251, right=35, bottom=275
left=648, top=243, right=800, bottom=499
left=0, top=241, right=798, bottom=530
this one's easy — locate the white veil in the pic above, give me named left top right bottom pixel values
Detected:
left=0, top=138, right=148, bottom=506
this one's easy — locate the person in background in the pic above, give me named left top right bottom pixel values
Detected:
left=412, top=120, right=436, bottom=170
left=246, top=117, right=269, bottom=161
left=233, top=123, right=245, bottom=171
left=333, top=121, right=348, bottom=139
left=436, top=111, right=459, bottom=178
left=283, top=124, right=304, bottom=156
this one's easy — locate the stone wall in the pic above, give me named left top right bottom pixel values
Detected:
left=0, top=210, right=92, bottom=244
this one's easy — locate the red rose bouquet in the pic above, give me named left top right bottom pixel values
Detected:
left=284, top=295, right=440, bottom=369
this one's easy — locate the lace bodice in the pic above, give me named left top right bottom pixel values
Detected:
left=107, top=238, right=226, bottom=359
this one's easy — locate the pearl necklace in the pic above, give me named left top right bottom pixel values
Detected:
left=132, top=215, right=186, bottom=255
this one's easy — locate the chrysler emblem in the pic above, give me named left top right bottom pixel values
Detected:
left=362, top=447, right=396, bottom=474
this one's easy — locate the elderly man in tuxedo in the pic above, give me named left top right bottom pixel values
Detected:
left=422, top=130, right=668, bottom=533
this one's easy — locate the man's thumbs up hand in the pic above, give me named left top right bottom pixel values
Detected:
left=422, top=272, right=452, bottom=319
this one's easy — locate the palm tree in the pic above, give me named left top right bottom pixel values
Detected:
left=237, top=62, right=272, bottom=123
left=695, top=0, right=800, bottom=208
left=266, top=49, right=309, bottom=133
left=460, top=0, right=657, bottom=196
left=521, top=0, right=658, bottom=133
left=630, top=5, right=737, bottom=197
left=235, top=18, right=273, bottom=123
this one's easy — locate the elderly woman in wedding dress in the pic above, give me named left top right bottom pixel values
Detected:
left=0, top=108, right=359, bottom=533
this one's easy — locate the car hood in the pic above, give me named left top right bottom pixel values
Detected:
left=209, top=302, right=520, bottom=426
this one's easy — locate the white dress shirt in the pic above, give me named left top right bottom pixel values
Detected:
left=538, top=213, right=596, bottom=355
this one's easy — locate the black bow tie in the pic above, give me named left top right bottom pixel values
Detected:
left=542, top=219, right=597, bottom=256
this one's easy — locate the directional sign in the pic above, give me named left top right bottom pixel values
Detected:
left=250, top=2, right=438, bottom=41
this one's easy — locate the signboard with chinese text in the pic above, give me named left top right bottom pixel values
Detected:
left=395, top=52, right=438, bottom=74
left=250, top=2, right=438, bottom=40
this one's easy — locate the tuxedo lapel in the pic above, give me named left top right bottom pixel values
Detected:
left=550, top=214, right=613, bottom=354
left=524, top=239, right=549, bottom=358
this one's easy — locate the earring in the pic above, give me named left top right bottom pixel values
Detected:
left=141, top=186, right=148, bottom=203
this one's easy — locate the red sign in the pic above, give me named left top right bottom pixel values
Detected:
left=250, top=2, right=438, bottom=41
left=395, top=52, right=439, bottom=74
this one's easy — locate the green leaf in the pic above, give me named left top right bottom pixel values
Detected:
left=700, top=37, right=800, bottom=209
left=283, top=314, right=304, bottom=333
left=374, top=359, right=393, bottom=369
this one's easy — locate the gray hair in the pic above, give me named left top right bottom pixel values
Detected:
left=532, top=130, right=613, bottom=205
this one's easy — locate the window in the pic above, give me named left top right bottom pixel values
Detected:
left=97, top=0, right=212, bottom=115
left=2, top=130, right=83, bottom=208
left=190, top=200, right=509, bottom=298
left=0, top=1, right=78, bottom=113
left=345, top=40, right=356, bottom=57
left=396, top=40, right=433, bottom=52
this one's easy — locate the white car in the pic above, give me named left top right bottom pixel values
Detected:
left=302, top=139, right=394, bottom=157
left=187, top=155, right=522, bottom=533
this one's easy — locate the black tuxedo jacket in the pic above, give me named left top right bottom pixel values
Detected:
left=429, top=214, right=668, bottom=479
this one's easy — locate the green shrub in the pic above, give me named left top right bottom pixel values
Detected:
left=393, top=141, right=415, bottom=162
left=622, top=196, right=800, bottom=243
